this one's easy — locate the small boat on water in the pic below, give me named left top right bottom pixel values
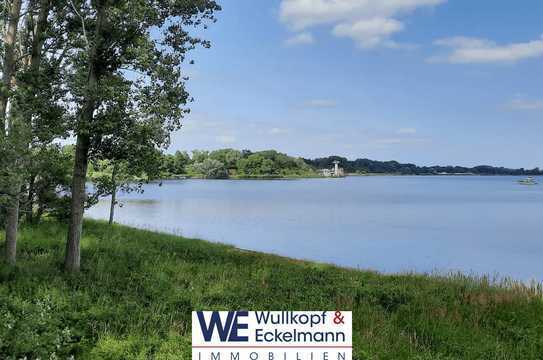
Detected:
left=518, top=177, right=538, bottom=185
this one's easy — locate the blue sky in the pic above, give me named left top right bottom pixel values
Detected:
left=171, top=0, right=543, bottom=168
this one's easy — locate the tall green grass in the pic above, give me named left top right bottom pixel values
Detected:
left=1, top=220, right=542, bottom=359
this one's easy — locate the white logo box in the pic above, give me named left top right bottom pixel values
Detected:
left=192, top=311, right=352, bottom=360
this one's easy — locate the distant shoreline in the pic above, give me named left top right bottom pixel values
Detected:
left=153, top=173, right=531, bottom=181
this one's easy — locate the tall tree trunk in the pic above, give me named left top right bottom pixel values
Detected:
left=30, top=0, right=50, bottom=71
left=64, top=2, right=106, bottom=272
left=0, top=0, right=22, bottom=126
left=4, top=186, right=21, bottom=264
left=64, top=134, right=90, bottom=271
left=108, top=164, right=118, bottom=225
left=26, top=174, right=36, bottom=223
left=5, top=195, right=19, bottom=265
left=1, top=0, right=23, bottom=265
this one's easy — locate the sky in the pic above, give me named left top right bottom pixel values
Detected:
left=170, top=0, right=543, bottom=168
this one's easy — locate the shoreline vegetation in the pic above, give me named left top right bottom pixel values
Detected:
left=158, top=172, right=533, bottom=181
left=1, top=220, right=542, bottom=358
left=87, top=147, right=543, bottom=181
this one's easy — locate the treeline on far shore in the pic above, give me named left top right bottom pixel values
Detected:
left=154, top=149, right=316, bottom=179
left=306, top=156, right=543, bottom=176
left=154, top=149, right=542, bottom=179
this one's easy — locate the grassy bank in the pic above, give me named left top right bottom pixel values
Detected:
left=1, top=221, right=542, bottom=359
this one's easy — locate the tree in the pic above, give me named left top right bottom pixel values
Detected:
left=0, top=0, right=22, bottom=124
left=172, top=151, right=191, bottom=175
left=89, top=145, right=163, bottom=225
left=1, top=0, right=64, bottom=264
left=192, top=149, right=210, bottom=163
left=191, top=158, right=227, bottom=179
left=0, top=0, right=24, bottom=264
left=89, top=161, right=135, bottom=225
left=159, top=150, right=191, bottom=176
left=209, top=148, right=242, bottom=171
left=237, top=154, right=268, bottom=177
left=62, top=0, right=220, bottom=271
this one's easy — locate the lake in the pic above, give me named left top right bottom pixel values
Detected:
left=86, top=176, right=543, bottom=282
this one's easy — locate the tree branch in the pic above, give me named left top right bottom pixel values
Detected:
left=68, top=0, right=90, bottom=51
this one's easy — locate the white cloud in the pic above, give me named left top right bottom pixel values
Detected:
left=333, top=18, right=403, bottom=49
left=285, top=32, right=315, bottom=46
left=430, top=35, right=543, bottom=64
left=279, top=0, right=445, bottom=48
left=304, top=99, right=337, bottom=108
left=216, top=135, right=237, bottom=144
left=397, top=128, right=417, bottom=134
left=507, top=98, right=543, bottom=111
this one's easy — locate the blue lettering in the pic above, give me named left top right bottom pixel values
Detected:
left=197, top=311, right=249, bottom=342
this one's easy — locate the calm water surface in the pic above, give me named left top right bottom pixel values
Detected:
left=86, top=176, right=543, bottom=281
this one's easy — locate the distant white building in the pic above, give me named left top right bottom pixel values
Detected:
left=320, top=161, right=345, bottom=177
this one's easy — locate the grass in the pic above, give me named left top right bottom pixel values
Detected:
left=1, top=220, right=543, bottom=359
